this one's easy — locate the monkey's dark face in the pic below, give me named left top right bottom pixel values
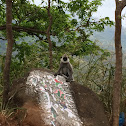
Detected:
left=63, top=57, right=67, bottom=61
left=61, top=54, right=69, bottom=63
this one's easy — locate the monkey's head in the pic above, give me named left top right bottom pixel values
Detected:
left=61, top=54, right=69, bottom=63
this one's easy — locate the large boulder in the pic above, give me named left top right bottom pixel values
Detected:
left=70, top=81, right=109, bottom=126
left=8, top=69, right=110, bottom=126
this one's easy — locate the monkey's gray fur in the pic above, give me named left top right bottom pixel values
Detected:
left=54, top=54, right=74, bottom=82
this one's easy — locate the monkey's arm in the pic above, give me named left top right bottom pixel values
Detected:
left=66, top=63, right=73, bottom=82
left=68, top=63, right=73, bottom=73
left=54, top=62, right=63, bottom=76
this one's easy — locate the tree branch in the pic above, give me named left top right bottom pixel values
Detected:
left=0, top=25, right=46, bottom=35
left=75, top=20, right=101, bottom=31
left=47, top=0, right=53, bottom=70
left=115, top=0, right=119, bottom=3
left=115, top=0, right=126, bottom=10
left=121, top=0, right=126, bottom=9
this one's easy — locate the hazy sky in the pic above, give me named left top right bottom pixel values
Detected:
left=31, top=0, right=126, bottom=27
left=93, top=0, right=126, bottom=27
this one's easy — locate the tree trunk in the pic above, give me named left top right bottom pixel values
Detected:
left=112, top=4, right=122, bottom=126
left=47, top=0, right=53, bottom=70
left=112, top=1, right=126, bottom=125
left=2, top=0, right=14, bottom=107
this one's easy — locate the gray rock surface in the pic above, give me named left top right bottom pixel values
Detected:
left=9, top=69, right=110, bottom=126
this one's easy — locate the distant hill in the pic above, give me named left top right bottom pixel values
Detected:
left=91, top=26, right=126, bottom=53
left=0, top=39, right=7, bottom=55
left=0, top=36, right=37, bottom=55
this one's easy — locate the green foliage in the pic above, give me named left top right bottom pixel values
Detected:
left=73, top=53, right=114, bottom=119
left=0, top=0, right=117, bottom=119
left=72, top=52, right=126, bottom=120
left=10, top=40, right=48, bottom=80
left=0, top=3, right=5, bottom=25
left=0, top=0, right=114, bottom=65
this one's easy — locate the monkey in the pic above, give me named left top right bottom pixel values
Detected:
left=54, top=54, right=74, bottom=82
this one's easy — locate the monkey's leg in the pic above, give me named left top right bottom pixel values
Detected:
left=66, top=71, right=73, bottom=82
left=54, top=68, right=62, bottom=76
left=61, top=74, right=68, bottom=79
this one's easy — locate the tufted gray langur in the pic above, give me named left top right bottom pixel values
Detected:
left=54, top=54, right=74, bottom=82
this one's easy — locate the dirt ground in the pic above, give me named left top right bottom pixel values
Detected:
left=0, top=69, right=110, bottom=126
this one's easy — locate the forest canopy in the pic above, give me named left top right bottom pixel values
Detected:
left=0, top=0, right=113, bottom=57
